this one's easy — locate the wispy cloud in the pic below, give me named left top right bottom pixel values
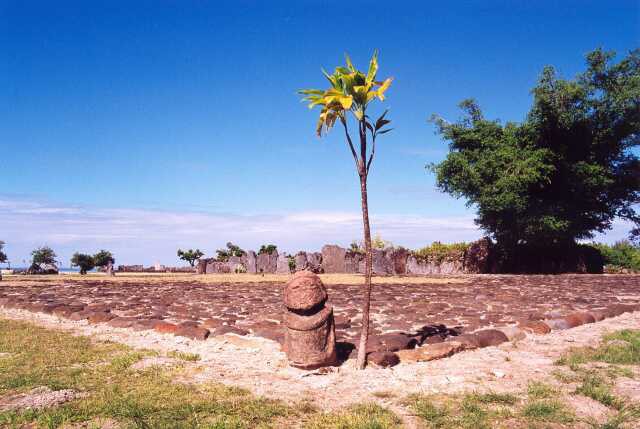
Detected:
left=0, top=195, right=634, bottom=267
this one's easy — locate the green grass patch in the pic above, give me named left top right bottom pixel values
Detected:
left=521, top=399, right=574, bottom=423
left=303, top=403, right=401, bottom=429
left=526, top=381, right=556, bottom=399
left=557, top=329, right=640, bottom=369
left=0, top=319, right=400, bottom=428
left=167, top=350, right=201, bottom=362
left=575, top=373, right=624, bottom=410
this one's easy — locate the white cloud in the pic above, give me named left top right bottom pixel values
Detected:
left=0, top=195, right=634, bottom=267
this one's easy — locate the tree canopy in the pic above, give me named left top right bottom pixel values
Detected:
left=0, top=241, right=7, bottom=264
left=431, top=48, right=640, bottom=251
left=177, top=249, right=204, bottom=267
left=93, top=250, right=115, bottom=267
left=216, top=242, right=245, bottom=261
left=31, top=246, right=57, bottom=266
left=71, top=253, right=95, bottom=275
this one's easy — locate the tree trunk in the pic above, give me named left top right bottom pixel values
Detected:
left=356, top=172, right=373, bottom=369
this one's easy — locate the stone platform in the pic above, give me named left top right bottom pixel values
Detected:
left=0, top=275, right=638, bottom=349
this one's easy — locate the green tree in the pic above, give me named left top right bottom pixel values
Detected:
left=300, top=51, right=393, bottom=369
left=258, top=244, right=277, bottom=255
left=216, top=242, right=246, bottom=261
left=177, top=249, right=204, bottom=267
left=594, top=240, right=640, bottom=271
left=0, top=241, right=7, bottom=264
left=93, top=250, right=115, bottom=276
left=31, top=246, right=57, bottom=266
left=70, top=253, right=95, bottom=275
left=431, top=49, right=640, bottom=266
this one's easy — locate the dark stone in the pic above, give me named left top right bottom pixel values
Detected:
left=175, top=326, right=210, bottom=341
left=367, top=351, right=400, bottom=368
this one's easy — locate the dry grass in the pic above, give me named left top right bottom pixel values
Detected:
left=2, top=272, right=469, bottom=285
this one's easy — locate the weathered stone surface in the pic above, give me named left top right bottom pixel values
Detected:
left=321, top=245, right=346, bottom=273
left=294, top=252, right=308, bottom=272
left=87, top=312, right=115, bottom=324
left=520, top=320, right=551, bottom=335
left=367, top=351, right=400, bottom=368
left=365, top=333, right=417, bottom=353
left=213, top=325, right=249, bottom=336
left=244, top=251, right=257, bottom=274
left=498, top=326, right=526, bottom=342
left=196, top=259, right=207, bottom=274
left=389, top=248, right=409, bottom=275
left=473, top=329, right=509, bottom=347
left=283, top=271, right=327, bottom=311
left=359, top=248, right=393, bottom=275
left=545, top=318, right=572, bottom=330
left=154, top=321, right=179, bottom=334
left=283, top=272, right=336, bottom=369
left=174, top=326, right=210, bottom=341
left=344, top=251, right=364, bottom=274
left=464, top=237, right=492, bottom=273
left=306, top=252, right=323, bottom=273
left=256, top=251, right=278, bottom=274
left=564, top=312, right=596, bottom=328
left=276, top=253, right=291, bottom=274
left=396, top=341, right=464, bottom=362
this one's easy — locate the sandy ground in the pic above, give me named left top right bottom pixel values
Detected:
left=1, top=306, right=638, bottom=411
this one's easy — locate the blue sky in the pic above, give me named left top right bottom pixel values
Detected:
left=1, top=1, right=638, bottom=266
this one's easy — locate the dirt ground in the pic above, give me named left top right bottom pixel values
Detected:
left=1, top=273, right=638, bottom=411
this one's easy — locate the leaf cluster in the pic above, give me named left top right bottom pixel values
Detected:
left=431, top=49, right=640, bottom=248
left=215, top=242, right=245, bottom=262
left=177, top=248, right=205, bottom=266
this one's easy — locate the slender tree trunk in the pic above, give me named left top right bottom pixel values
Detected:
left=356, top=171, right=373, bottom=369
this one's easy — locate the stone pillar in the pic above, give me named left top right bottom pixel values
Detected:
left=283, top=271, right=337, bottom=369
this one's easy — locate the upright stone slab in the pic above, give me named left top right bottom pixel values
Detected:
left=244, top=251, right=257, bottom=274
left=276, top=253, right=291, bottom=274
left=345, top=251, right=364, bottom=273
left=257, top=251, right=278, bottom=273
left=196, top=258, right=208, bottom=274
left=358, top=248, right=393, bottom=274
left=307, top=252, right=324, bottom=273
left=283, top=271, right=337, bottom=369
left=294, top=252, right=308, bottom=272
left=321, top=245, right=346, bottom=273
left=390, top=248, right=409, bottom=275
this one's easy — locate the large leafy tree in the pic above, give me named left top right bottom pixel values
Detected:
left=300, top=51, right=393, bottom=369
left=177, top=248, right=204, bottom=267
left=71, top=253, right=95, bottom=275
left=93, top=250, right=115, bottom=276
left=431, top=49, right=640, bottom=262
left=31, top=246, right=57, bottom=266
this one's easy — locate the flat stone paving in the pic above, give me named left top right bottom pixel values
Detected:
left=0, top=275, right=638, bottom=346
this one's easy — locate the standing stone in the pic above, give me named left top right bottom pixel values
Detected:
left=257, top=251, right=278, bottom=273
left=307, top=252, right=324, bottom=273
left=283, top=271, right=337, bottom=369
left=390, top=248, right=409, bottom=275
left=321, top=245, right=346, bottom=273
left=359, top=248, right=393, bottom=274
left=244, top=251, right=257, bottom=274
left=345, top=251, right=364, bottom=273
left=294, top=252, right=308, bottom=272
left=276, top=253, right=291, bottom=274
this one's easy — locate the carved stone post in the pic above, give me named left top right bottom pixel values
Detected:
left=283, top=271, right=337, bottom=369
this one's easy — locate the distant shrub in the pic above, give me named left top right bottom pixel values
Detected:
left=234, top=264, right=247, bottom=274
left=287, top=255, right=296, bottom=272
left=412, top=242, right=469, bottom=263
left=593, top=241, right=640, bottom=272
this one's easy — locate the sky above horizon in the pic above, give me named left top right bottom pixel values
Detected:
left=1, top=1, right=638, bottom=266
